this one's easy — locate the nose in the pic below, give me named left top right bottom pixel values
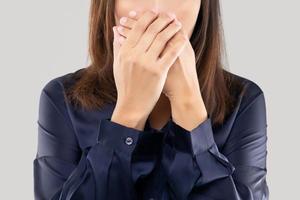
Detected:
left=136, top=1, right=173, bottom=16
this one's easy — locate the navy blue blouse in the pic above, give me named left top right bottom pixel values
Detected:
left=33, top=69, right=269, bottom=200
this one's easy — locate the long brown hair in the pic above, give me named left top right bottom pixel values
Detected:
left=65, top=0, right=246, bottom=127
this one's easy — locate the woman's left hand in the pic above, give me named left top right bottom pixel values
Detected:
left=116, top=11, right=208, bottom=130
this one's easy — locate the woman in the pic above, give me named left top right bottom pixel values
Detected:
left=33, top=0, right=269, bottom=199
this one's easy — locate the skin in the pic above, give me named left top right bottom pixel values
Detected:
left=114, top=0, right=201, bottom=39
left=111, top=0, right=208, bottom=131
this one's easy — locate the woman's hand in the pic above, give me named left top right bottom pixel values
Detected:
left=116, top=10, right=208, bottom=131
left=111, top=10, right=187, bottom=131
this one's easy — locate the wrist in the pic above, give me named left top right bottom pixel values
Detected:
left=170, top=95, right=208, bottom=131
left=111, top=105, right=148, bottom=131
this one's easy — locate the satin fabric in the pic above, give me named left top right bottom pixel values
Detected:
left=33, top=69, right=269, bottom=200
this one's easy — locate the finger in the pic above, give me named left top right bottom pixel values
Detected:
left=113, top=27, right=129, bottom=67
left=127, top=9, right=156, bottom=21
left=122, top=10, right=159, bottom=49
left=119, top=16, right=137, bottom=29
left=119, top=8, right=148, bottom=28
left=117, top=10, right=161, bottom=42
left=135, top=12, right=177, bottom=53
left=128, top=10, right=139, bottom=20
left=116, top=25, right=130, bottom=38
left=112, top=26, right=121, bottom=58
left=146, top=18, right=182, bottom=59
left=119, top=35, right=126, bottom=45
left=158, top=31, right=188, bottom=70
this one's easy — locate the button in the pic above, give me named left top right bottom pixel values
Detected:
left=125, top=137, right=133, bottom=145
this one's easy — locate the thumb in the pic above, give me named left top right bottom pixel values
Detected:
left=112, top=26, right=121, bottom=59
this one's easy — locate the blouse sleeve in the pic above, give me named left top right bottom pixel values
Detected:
left=33, top=81, right=164, bottom=200
left=162, top=90, right=269, bottom=199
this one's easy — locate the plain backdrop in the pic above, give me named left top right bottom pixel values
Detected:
left=0, top=1, right=299, bottom=199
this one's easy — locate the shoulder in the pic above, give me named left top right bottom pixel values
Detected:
left=222, top=70, right=267, bottom=126
left=38, top=68, right=86, bottom=146
left=38, top=68, right=85, bottom=130
left=225, top=70, right=265, bottom=102
left=225, top=71, right=267, bottom=121
left=41, top=68, right=85, bottom=100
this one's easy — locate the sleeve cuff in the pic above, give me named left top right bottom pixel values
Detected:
left=190, top=117, right=215, bottom=155
left=168, top=115, right=215, bottom=155
left=168, top=115, right=236, bottom=186
left=97, top=118, right=141, bottom=155
left=97, top=118, right=165, bottom=155
left=97, top=118, right=166, bottom=184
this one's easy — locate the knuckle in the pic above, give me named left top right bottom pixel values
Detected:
left=123, top=53, right=138, bottom=65
left=169, top=49, right=178, bottom=56
left=159, top=12, right=172, bottom=21
left=177, top=32, right=188, bottom=41
left=146, top=10, right=158, bottom=18
left=148, top=67, right=161, bottom=76
left=132, top=55, right=140, bottom=65
left=131, top=57, right=143, bottom=67
left=147, top=25, right=158, bottom=35
left=134, top=22, right=143, bottom=31
left=177, top=37, right=187, bottom=45
left=172, top=35, right=186, bottom=45
left=157, top=32, right=168, bottom=41
left=123, top=57, right=132, bottom=66
left=167, top=41, right=176, bottom=47
left=130, top=59, right=138, bottom=66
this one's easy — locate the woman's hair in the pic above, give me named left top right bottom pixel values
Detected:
left=65, top=0, right=246, bottom=127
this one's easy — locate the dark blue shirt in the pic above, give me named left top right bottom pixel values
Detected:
left=33, top=69, right=269, bottom=200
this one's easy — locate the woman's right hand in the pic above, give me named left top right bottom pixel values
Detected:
left=111, top=10, right=187, bottom=131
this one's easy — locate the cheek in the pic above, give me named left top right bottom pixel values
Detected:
left=174, top=11, right=198, bottom=38
left=114, top=1, right=143, bottom=26
left=115, top=2, right=130, bottom=26
left=175, top=2, right=201, bottom=38
left=114, top=0, right=201, bottom=38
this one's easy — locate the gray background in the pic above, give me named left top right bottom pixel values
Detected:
left=0, top=1, right=299, bottom=199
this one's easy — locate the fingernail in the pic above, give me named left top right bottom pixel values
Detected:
left=129, top=10, right=137, bottom=17
left=117, top=26, right=123, bottom=32
left=175, top=19, right=181, bottom=26
left=120, top=17, right=127, bottom=24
